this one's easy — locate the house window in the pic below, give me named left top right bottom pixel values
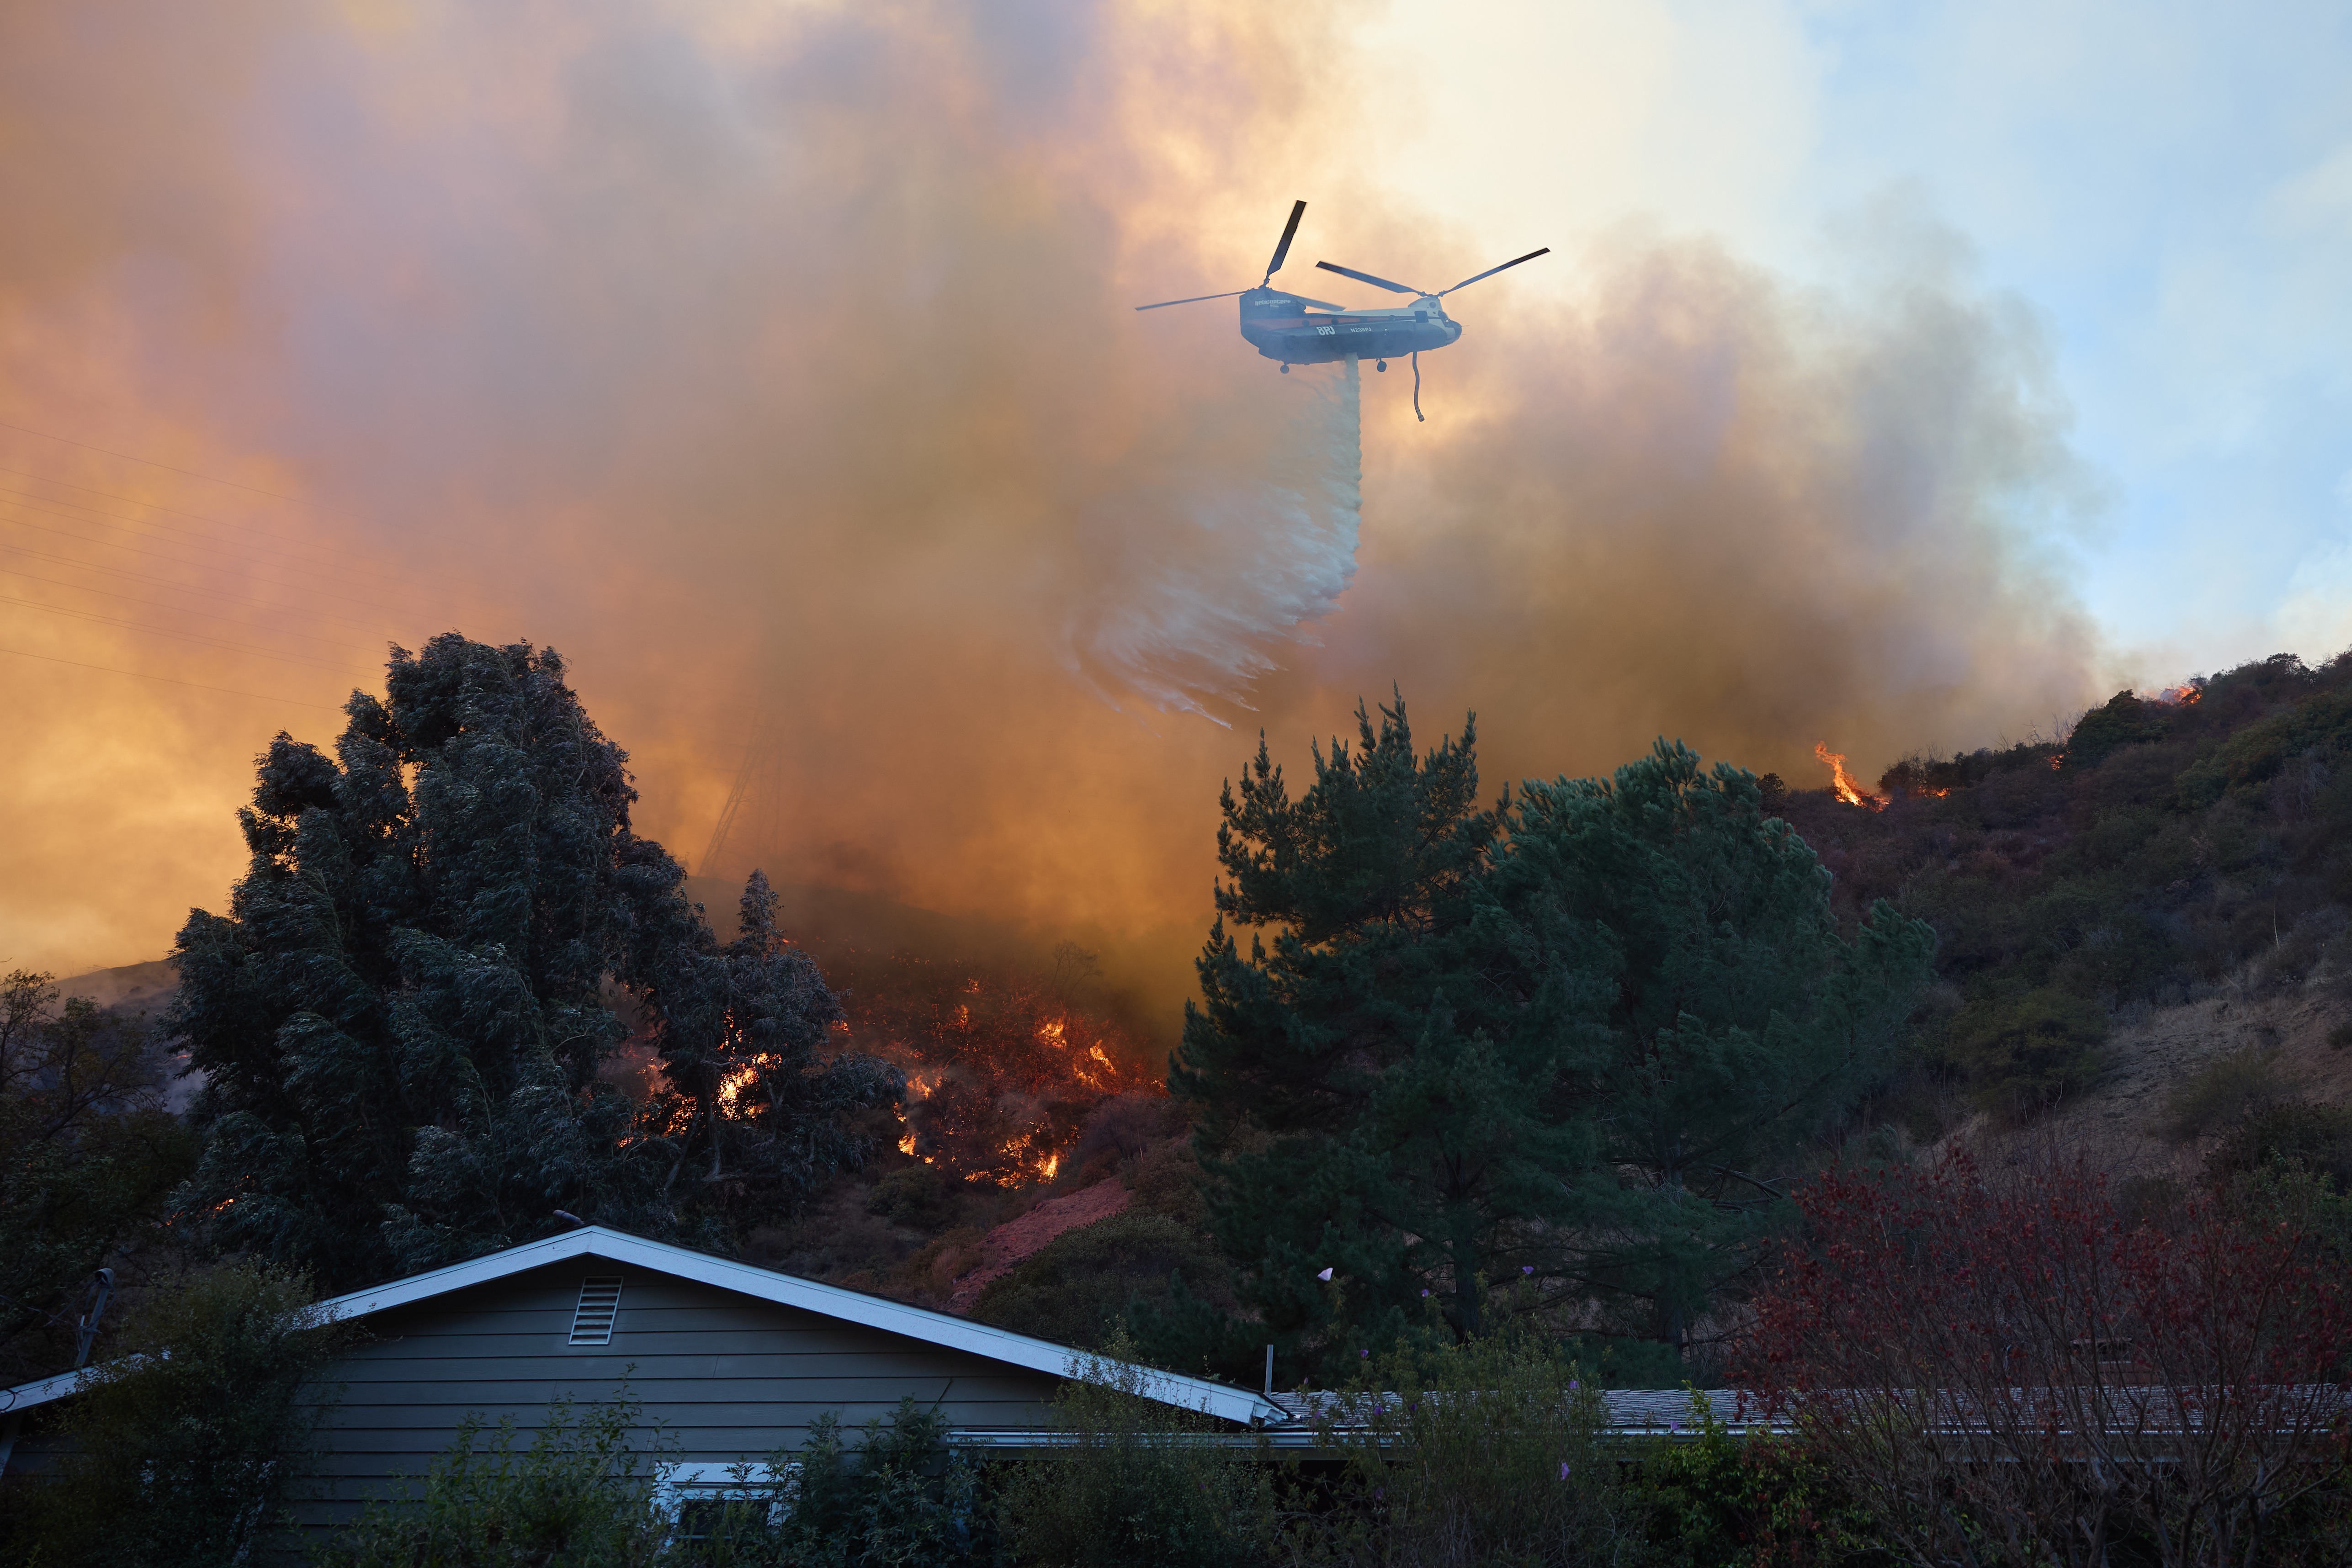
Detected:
left=660, top=1462, right=797, bottom=1536
left=568, top=1276, right=623, bottom=1344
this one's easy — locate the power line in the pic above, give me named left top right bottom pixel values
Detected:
left=0, top=465, right=344, bottom=555
left=0, top=540, right=413, bottom=643
left=0, top=489, right=404, bottom=603
left=0, top=418, right=350, bottom=516
left=0, top=592, right=376, bottom=674
left=0, top=643, right=349, bottom=711
left=0, top=565, right=380, bottom=654
left=0, top=501, right=449, bottom=622
left=0, top=480, right=361, bottom=575
left=0, top=565, right=379, bottom=653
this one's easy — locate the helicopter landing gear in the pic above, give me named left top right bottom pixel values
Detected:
left=1279, top=363, right=1290, bottom=374
left=1376, top=359, right=1387, bottom=372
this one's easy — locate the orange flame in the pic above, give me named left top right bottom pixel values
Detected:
left=2151, top=683, right=2202, bottom=706
left=1814, top=742, right=1882, bottom=809
left=716, top=1054, right=779, bottom=1115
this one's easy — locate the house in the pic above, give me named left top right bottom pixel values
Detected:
left=0, top=1224, right=1280, bottom=1534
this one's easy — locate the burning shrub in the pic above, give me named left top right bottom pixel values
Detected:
left=839, top=952, right=1162, bottom=1189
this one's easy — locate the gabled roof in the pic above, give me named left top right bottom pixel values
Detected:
left=0, top=1225, right=1283, bottom=1427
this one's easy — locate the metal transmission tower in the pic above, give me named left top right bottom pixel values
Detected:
left=698, top=708, right=787, bottom=881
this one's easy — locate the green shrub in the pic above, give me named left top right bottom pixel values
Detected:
left=866, top=1164, right=959, bottom=1230
left=320, top=1393, right=672, bottom=1568
left=1123, top=1140, right=1206, bottom=1225
left=971, top=1212, right=1228, bottom=1351
left=759, top=1398, right=988, bottom=1567
left=2161, top=1047, right=2288, bottom=1142
left=2204, top=1101, right=2352, bottom=1192
left=1636, top=1392, right=1883, bottom=1567
left=1295, top=1329, right=1632, bottom=1567
left=996, top=1332, right=1272, bottom=1568
left=2062, top=690, right=2167, bottom=772
left=324, top=1393, right=988, bottom=1568
left=4, top=1261, right=350, bottom=1568
left=1938, top=988, right=2110, bottom=1117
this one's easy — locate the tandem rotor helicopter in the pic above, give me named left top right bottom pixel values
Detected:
left=1134, top=200, right=1548, bottom=419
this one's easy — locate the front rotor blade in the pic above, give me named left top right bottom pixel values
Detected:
left=1316, top=260, right=1423, bottom=295
left=1289, top=297, right=1349, bottom=312
left=1134, top=289, right=1248, bottom=311
left=1264, top=199, right=1306, bottom=280
left=1438, top=247, right=1551, bottom=296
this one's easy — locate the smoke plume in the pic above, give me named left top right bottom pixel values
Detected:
left=0, top=2, right=2104, bottom=1006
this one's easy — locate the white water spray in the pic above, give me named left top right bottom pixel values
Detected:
left=1068, top=356, right=1363, bottom=721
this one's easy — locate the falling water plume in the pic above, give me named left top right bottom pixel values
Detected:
left=1066, top=355, right=1362, bottom=721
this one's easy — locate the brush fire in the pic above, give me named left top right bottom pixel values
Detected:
left=829, top=950, right=1157, bottom=1188
left=1814, top=742, right=1884, bottom=810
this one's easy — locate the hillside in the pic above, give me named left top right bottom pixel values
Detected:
left=1764, top=648, right=2352, bottom=1191
left=29, top=649, right=2352, bottom=1368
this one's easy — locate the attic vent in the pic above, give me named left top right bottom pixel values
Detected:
left=569, top=1277, right=623, bottom=1345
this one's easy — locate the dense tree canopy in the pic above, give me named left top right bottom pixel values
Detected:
left=169, top=634, right=894, bottom=1289
left=0, top=970, right=191, bottom=1383
left=1170, top=698, right=1574, bottom=1372
left=1167, top=705, right=1934, bottom=1378
left=1486, top=741, right=1935, bottom=1350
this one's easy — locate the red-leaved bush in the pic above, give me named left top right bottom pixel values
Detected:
left=1743, top=1150, right=2348, bottom=1568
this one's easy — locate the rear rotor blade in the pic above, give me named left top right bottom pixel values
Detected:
left=1315, top=260, right=1424, bottom=295
left=1134, top=289, right=1249, bottom=311
left=1438, top=247, right=1551, bottom=296
left=1264, top=200, right=1306, bottom=281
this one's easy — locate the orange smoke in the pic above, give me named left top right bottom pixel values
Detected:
left=0, top=1, right=2110, bottom=998
left=1814, top=742, right=1883, bottom=810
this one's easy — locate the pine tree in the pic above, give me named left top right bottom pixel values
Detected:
left=1165, top=710, right=1935, bottom=1379
left=1486, top=740, right=1936, bottom=1354
left=1169, top=696, right=1572, bottom=1372
left=169, top=634, right=892, bottom=1288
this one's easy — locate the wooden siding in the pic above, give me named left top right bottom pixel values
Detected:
left=293, top=1256, right=1062, bottom=1531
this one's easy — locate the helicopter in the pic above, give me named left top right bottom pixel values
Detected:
left=1134, top=200, right=1549, bottom=418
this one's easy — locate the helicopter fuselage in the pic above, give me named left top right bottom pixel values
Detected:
left=1238, top=286, right=1463, bottom=365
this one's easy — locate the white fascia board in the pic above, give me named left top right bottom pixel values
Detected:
left=307, top=1227, right=1281, bottom=1427
left=2, top=1226, right=1281, bottom=1426
left=0, top=1366, right=91, bottom=1415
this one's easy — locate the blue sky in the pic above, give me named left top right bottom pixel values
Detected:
left=1369, top=0, right=2352, bottom=678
